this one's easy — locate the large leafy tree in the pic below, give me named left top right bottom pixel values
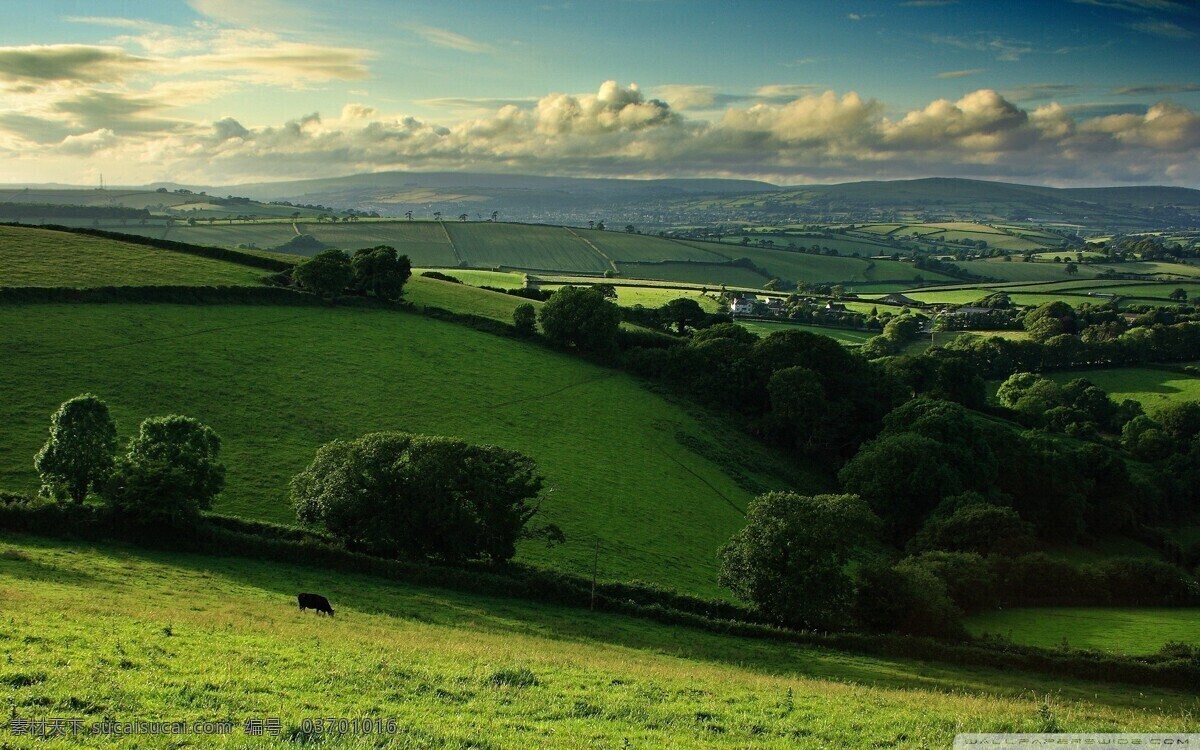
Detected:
left=718, top=492, right=878, bottom=628
left=293, top=248, right=353, bottom=298
left=351, top=245, right=412, bottom=300
left=35, top=394, right=117, bottom=503
left=658, top=297, right=707, bottom=334
left=538, top=286, right=622, bottom=353
left=101, top=416, right=225, bottom=527
left=291, top=432, right=544, bottom=563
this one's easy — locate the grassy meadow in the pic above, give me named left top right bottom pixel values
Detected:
left=2, top=534, right=1196, bottom=749
left=0, top=225, right=266, bottom=287
left=965, top=608, right=1200, bottom=655
left=1043, top=367, right=1200, bottom=409
left=0, top=301, right=813, bottom=597
left=736, top=320, right=875, bottom=345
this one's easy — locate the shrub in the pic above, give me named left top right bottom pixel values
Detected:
left=513, top=303, right=537, bottom=336
left=293, top=248, right=353, bottom=298
left=538, top=286, right=622, bottom=354
left=908, top=501, right=1035, bottom=556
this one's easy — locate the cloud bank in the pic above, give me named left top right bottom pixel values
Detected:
left=2, top=76, right=1198, bottom=186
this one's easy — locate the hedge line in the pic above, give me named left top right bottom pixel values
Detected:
left=2, top=223, right=295, bottom=272
left=1, top=500, right=1197, bottom=691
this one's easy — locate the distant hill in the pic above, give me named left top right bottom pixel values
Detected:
left=693, top=177, right=1200, bottom=230
left=3, top=175, right=1198, bottom=230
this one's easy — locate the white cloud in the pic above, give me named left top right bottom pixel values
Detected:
left=406, top=24, right=494, bottom=54
left=3, top=82, right=1200, bottom=186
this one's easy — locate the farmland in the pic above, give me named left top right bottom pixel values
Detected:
left=0, top=301, right=810, bottom=598
left=1043, top=367, right=1200, bottom=410
left=0, top=225, right=266, bottom=287
left=965, top=608, right=1200, bottom=655
left=735, top=321, right=875, bottom=345
left=1, top=534, right=1195, bottom=750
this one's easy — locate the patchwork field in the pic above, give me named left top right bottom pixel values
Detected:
left=0, top=225, right=266, bottom=287
left=966, top=608, right=1200, bottom=655
left=0, top=302, right=810, bottom=597
left=2, top=534, right=1196, bottom=749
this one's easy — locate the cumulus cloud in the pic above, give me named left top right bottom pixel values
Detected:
left=0, top=45, right=151, bottom=84
left=3, top=81, right=1200, bottom=186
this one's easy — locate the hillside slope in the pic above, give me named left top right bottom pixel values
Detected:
left=0, top=225, right=267, bottom=287
left=0, top=302, right=810, bottom=596
left=2, top=534, right=1193, bottom=748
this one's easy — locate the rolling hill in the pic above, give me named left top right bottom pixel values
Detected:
left=0, top=299, right=812, bottom=597
left=0, top=225, right=270, bottom=287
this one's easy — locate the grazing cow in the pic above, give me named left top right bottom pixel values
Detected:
left=297, top=592, right=335, bottom=616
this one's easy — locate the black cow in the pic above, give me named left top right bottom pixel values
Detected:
left=297, top=592, right=335, bottom=616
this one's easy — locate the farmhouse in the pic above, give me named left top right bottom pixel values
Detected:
left=729, top=294, right=757, bottom=315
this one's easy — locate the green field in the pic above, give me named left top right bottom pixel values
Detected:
left=405, top=275, right=540, bottom=322
left=446, top=223, right=609, bottom=274
left=419, top=269, right=528, bottom=289
left=966, top=608, right=1200, bottom=655
left=0, top=226, right=265, bottom=287
left=1044, top=367, right=1200, bottom=409
left=2, top=534, right=1195, bottom=749
left=0, top=302, right=809, bottom=597
left=736, top=321, right=875, bottom=345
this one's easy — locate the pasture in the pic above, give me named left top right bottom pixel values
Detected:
left=0, top=225, right=265, bottom=287
left=0, top=302, right=809, bottom=597
left=966, top=608, right=1200, bottom=655
left=735, top=321, right=875, bottom=345
left=1, top=534, right=1195, bottom=749
left=1044, top=367, right=1200, bottom=410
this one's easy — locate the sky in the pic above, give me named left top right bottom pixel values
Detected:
left=0, top=0, right=1198, bottom=187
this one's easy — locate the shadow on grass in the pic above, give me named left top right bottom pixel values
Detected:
left=3, top=531, right=1196, bottom=714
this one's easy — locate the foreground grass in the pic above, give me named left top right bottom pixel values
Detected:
left=1, top=534, right=1196, bottom=749
left=0, top=303, right=808, bottom=596
left=0, top=225, right=265, bottom=287
left=966, top=608, right=1200, bottom=655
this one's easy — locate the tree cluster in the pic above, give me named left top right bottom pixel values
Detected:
left=291, top=431, right=546, bottom=563
left=34, top=395, right=224, bottom=528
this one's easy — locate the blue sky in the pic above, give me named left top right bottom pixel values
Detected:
left=0, top=0, right=1197, bottom=186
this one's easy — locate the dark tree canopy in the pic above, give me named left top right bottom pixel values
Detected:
left=294, top=248, right=353, bottom=298
left=718, top=492, right=878, bottom=629
left=34, top=394, right=117, bottom=503
left=101, top=415, right=225, bottom=527
left=292, top=432, right=544, bottom=563
left=351, top=245, right=412, bottom=300
left=538, top=286, right=622, bottom=353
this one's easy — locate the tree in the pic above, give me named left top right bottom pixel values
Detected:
left=838, top=432, right=964, bottom=540
left=538, top=286, right=622, bottom=353
left=433, top=211, right=442, bottom=221
left=101, top=415, right=225, bottom=527
left=1169, top=288, right=1188, bottom=302
left=458, top=213, right=468, bottom=222
left=718, top=492, right=878, bottom=628
left=293, top=248, right=353, bottom=299
left=624, top=224, right=636, bottom=233
left=1064, top=261, right=1078, bottom=275
left=491, top=211, right=498, bottom=222
left=291, top=432, right=544, bottom=562
left=512, top=303, right=537, bottom=336
left=658, top=297, right=707, bottom=334
left=405, top=211, right=413, bottom=221
left=351, top=245, right=412, bottom=300
left=34, top=394, right=117, bottom=503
